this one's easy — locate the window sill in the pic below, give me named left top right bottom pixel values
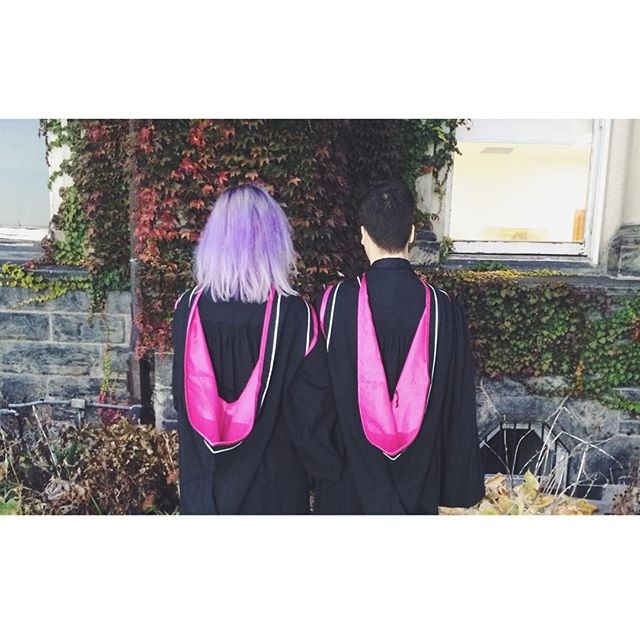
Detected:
left=443, top=252, right=597, bottom=272
left=441, top=253, right=640, bottom=293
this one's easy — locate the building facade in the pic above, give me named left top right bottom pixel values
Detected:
left=1, top=119, right=638, bottom=498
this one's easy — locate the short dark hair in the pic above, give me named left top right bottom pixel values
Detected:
left=358, top=182, right=415, bottom=252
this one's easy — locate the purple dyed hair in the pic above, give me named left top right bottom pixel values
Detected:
left=194, top=184, right=298, bottom=303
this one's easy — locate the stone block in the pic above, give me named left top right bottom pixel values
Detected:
left=0, top=287, right=37, bottom=310
left=106, top=345, right=131, bottom=377
left=409, top=238, right=440, bottom=267
left=565, top=398, right=622, bottom=437
left=490, top=395, right=561, bottom=421
left=618, top=246, right=640, bottom=278
left=153, top=386, right=177, bottom=429
left=619, top=420, right=640, bottom=435
left=0, top=312, right=49, bottom=340
left=526, top=375, right=572, bottom=395
left=583, top=435, right=640, bottom=484
left=39, top=290, right=92, bottom=312
left=481, top=376, right=529, bottom=397
left=0, top=341, right=100, bottom=376
left=0, top=373, right=47, bottom=402
left=105, top=291, right=131, bottom=315
left=154, top=352, right=174, bottom=389
left=614, top=387, right=640, bottom=404
left=46, top=375, right=103, bottom=399
left=51, top=314, right=125, bottom=344
left=123, top=315, right=132, bottom=345
left=552, top=405, right=592, bottom=440
left=0, top=287, right=90, bottom=312
left=607, top=223, right=640, bottom=278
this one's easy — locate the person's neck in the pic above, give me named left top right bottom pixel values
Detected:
left=368, top=251, right=409, bottom=266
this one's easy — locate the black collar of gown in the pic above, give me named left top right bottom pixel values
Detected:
left=369, top=257, right=412, bottom=270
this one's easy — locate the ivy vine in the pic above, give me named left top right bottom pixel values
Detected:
left=421, top=267, right=640, bottom=415
left=22, top=119, right=640, bottom=417
left=40, top=119, right=130, bottom=309
left=403, top=119, right=468, bottom=228
left=0, top=263, right=91, bottom=305
left=40, top=120, right=88, bottom=266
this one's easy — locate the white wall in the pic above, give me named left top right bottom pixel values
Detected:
left=47, top=121, right=73, bottom=240
left=598, top=119, right=640, bottom=265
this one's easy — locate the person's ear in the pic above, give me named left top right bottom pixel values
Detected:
left=409, top=224, right=415, bottom=245
left=360, top=225, right=367, bottom=246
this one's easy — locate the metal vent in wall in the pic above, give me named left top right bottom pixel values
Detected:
left=480, top=420, right=569, bottom=490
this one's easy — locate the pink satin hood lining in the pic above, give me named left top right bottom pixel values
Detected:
left=183, top=288, right=275, bottom=448
left=357, top=273, right=431, bottom=458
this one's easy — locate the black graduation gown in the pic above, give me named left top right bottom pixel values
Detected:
left=171, top=290, right=341, bottom=515
left=314, top=258, right=485, bottom=515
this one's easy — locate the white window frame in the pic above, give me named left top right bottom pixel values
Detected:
left=0, top=120, right=67, bottom=244
left=444, top=119, right=611, bottom=263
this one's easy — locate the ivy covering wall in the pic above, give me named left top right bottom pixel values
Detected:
left=39, top=119, right=460, bottom=356
left=41, top=119, right=131, bottom=306
left=11, top=119, right=638, bottom=415
left=131, top=119, right=354, bottom=356
left=422, top=267, right=640, bottom=414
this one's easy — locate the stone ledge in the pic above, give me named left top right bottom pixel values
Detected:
left=444, top=253, right=599, bottom=270
left=510, top=274, right=639, bottom=294
left=440, top=264, right=640, bottom=294
left=0, top=242, right=87, bottom=277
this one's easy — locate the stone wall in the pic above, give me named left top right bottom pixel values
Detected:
left=0, top=286, right=132, bottom=417
left=477, top=376, right=640, bottom=487
left=4, top=276, right=629, bottom=491
left=153, top=352, right=176, bottom=430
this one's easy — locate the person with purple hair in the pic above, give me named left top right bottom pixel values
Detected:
left=171, top=184, right=341, bottom=514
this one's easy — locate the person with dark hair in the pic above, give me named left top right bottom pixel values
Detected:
left=314, top=181, right=485, bottom=514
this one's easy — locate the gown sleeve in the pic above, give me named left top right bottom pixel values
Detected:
left=171, top=295, right=188, bottom=415
left=438, top=294, right=486, bottom=508
left=283, top=328, right=343, bottom=483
